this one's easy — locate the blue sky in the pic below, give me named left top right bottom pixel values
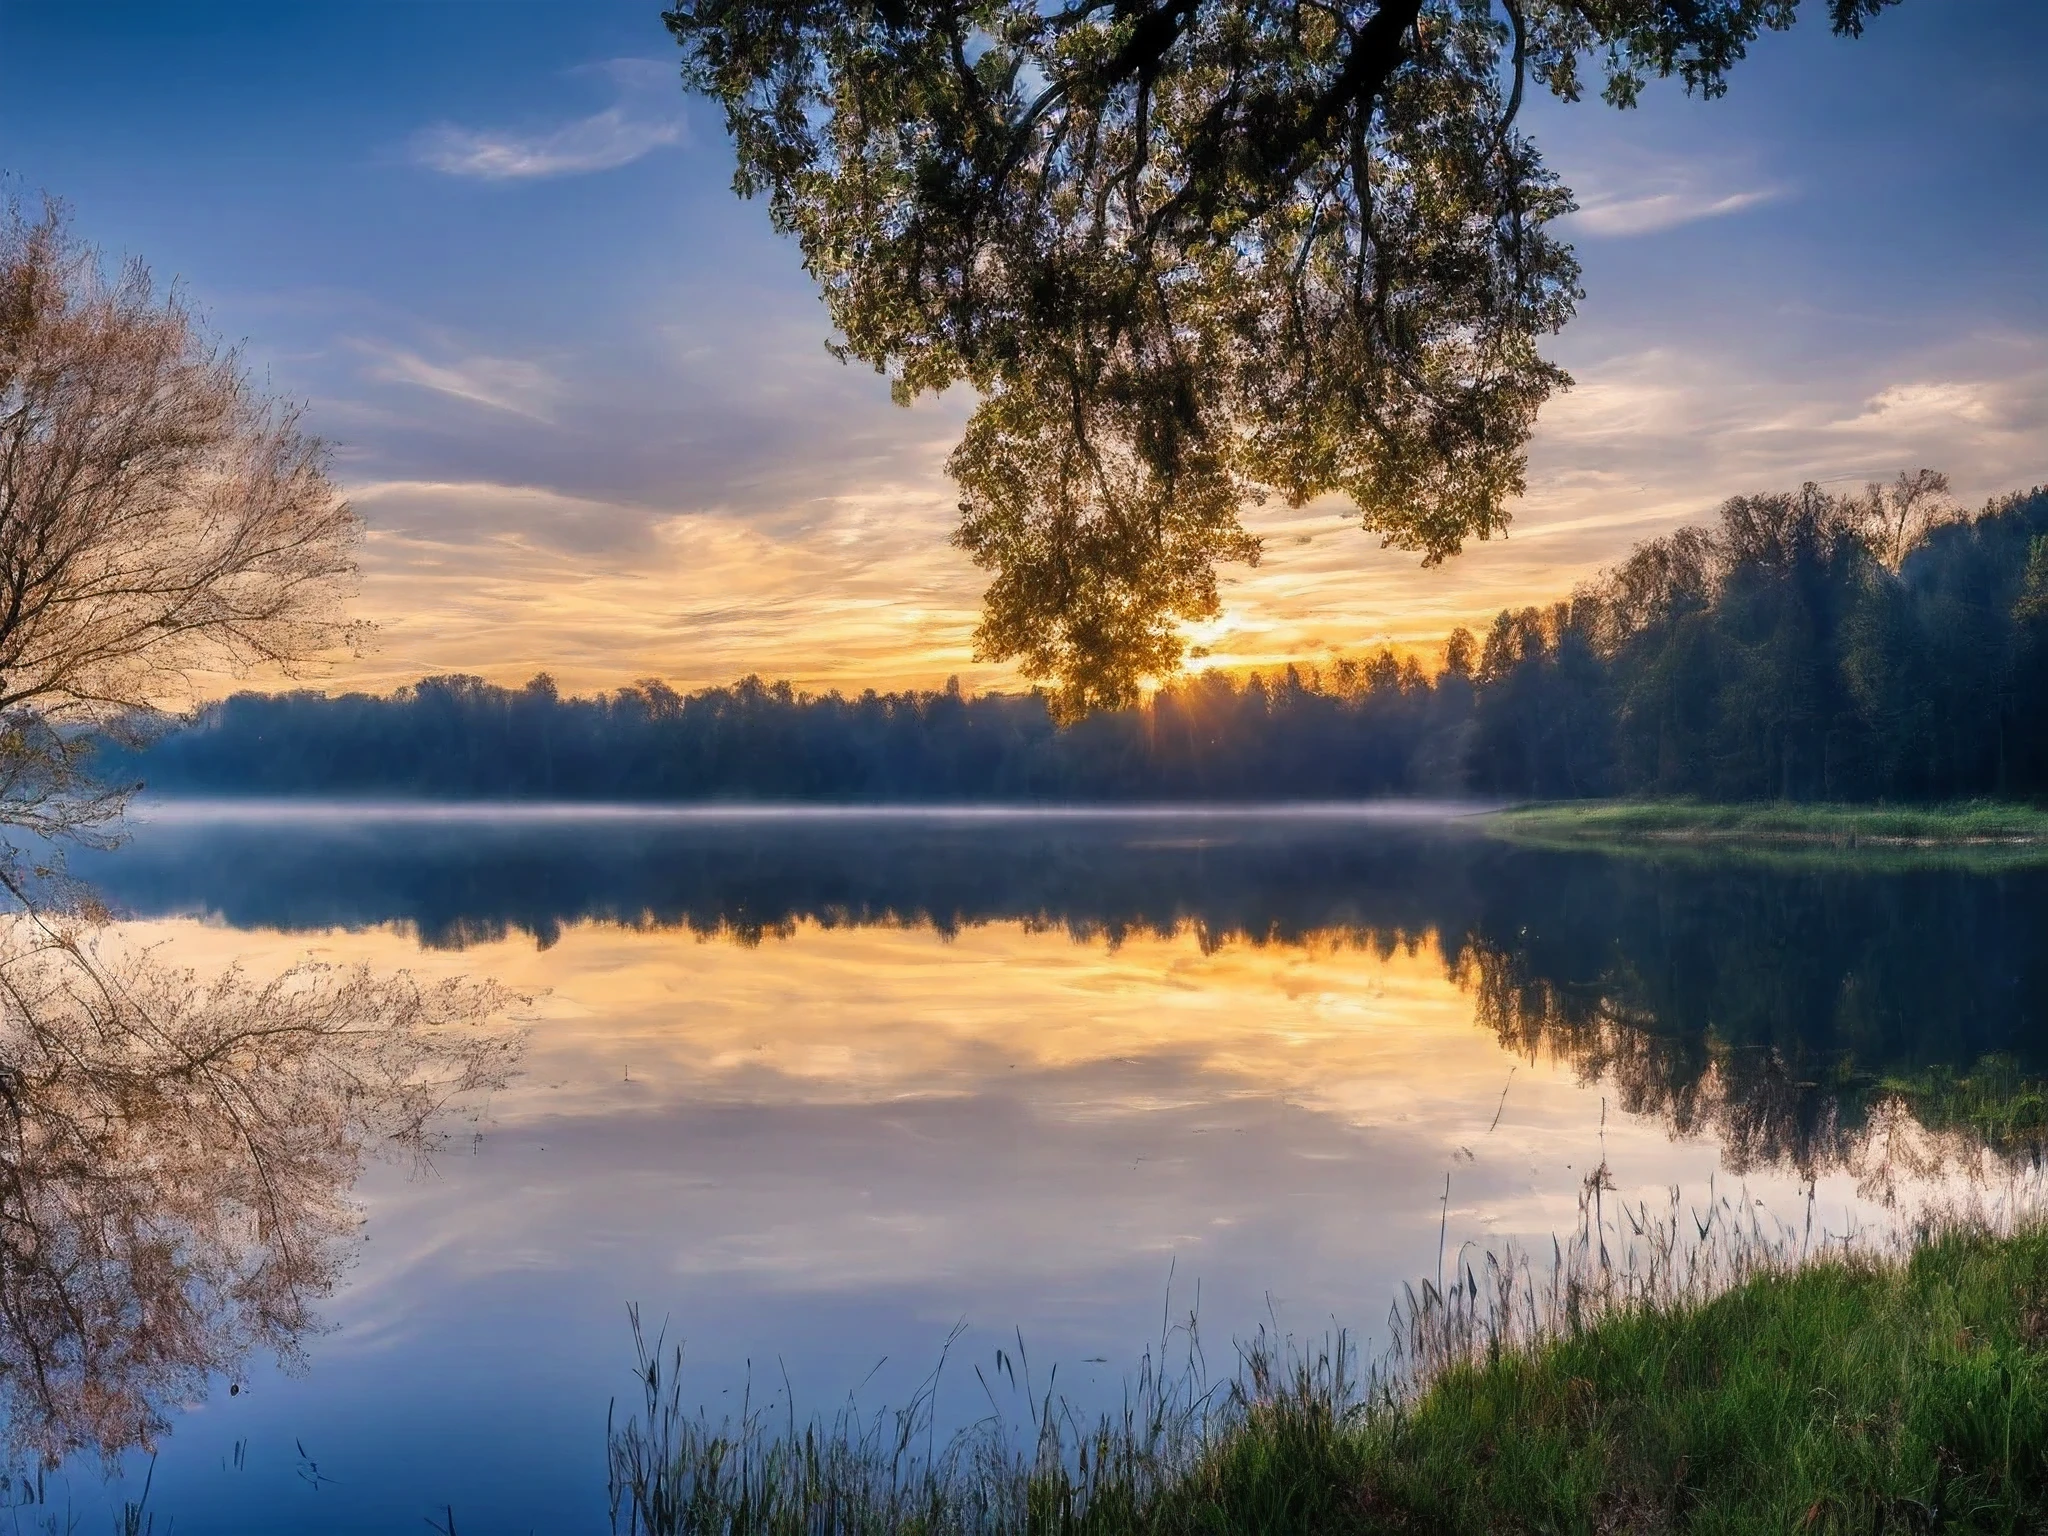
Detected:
left=3, top=0, right=2043, bottom=693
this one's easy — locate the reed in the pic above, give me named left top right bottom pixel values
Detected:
left=608, top=1171, right=2048, bottom=1534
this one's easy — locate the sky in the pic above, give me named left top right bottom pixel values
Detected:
left=2, top=0, right=2044, bottom=699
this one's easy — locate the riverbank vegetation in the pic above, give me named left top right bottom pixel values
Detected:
left=117, top=477, right=2048, bottom=807
left=610, top=1199, right=2048, bottom=1534
left=1489, top=799, right=2048, bottom=866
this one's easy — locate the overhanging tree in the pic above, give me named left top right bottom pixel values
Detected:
left=666, top=0, right=1900, bottom=715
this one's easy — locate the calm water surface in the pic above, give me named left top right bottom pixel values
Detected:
left=20, top=804, right=2048, bottom=1531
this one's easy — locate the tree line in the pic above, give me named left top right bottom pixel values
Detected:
left=115, top=476, right=2048, bottom=804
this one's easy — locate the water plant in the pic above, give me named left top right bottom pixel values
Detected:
left=609, top=1172, right=2048, bottom=1533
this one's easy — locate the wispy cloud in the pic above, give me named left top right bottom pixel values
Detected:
left=411, top=59, right=684, bottom=180
left=1570, top=185, right=1783, bottom=237
left=353, top=341, right=561, bottom=420
left=412, top=107, right=681, bottom=180
left=1554, top=147, right=1788, bottom=238
left=1830, top=379, right=2005, bottom=435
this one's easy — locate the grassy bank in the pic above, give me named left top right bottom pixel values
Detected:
left=608, top=1202, right=2048, bottom=1534
left=1486, top=799, right=2048, bottom=870
left=1307, top=1224, right=2048, bottom=1532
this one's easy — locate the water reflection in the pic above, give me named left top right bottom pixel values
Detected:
left=78, top=808, right=2048, bottom=1186
left=86, top=807, right=1484, bottom=950
left=37, top=805, right=2046, bottom=1531
left=0, top=919, right=513, bottom=1465
left=1461, top=852, right=2048, bottom=1186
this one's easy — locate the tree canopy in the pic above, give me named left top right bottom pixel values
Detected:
left=0, top=198, right=363, bottom=868
left=665, top=0, right=1901, bottom=715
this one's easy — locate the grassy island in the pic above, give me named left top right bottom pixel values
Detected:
left=1486, top=800, right=2048, bottom=869
left=610, top=1219, right=2048, bottom=1535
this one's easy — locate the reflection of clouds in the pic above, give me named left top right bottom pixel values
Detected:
left=138, top=918, right=1665, bottom=1319
left=103, top=912, right=1947, bottom=1526
left=128, top=915, right=1933, bottom=1274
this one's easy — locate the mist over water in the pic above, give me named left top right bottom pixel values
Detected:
left=26, top=806, right=2046, bottom=1532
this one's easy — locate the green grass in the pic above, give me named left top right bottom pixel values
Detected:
left=1335, top=1225, right=2048, bottom=1533
left=1888, top=1059, right=2048, bottom=1164
left=1485, top=799, right=2048, bottom=870
left=608, top=1195, right=2048, bottom=1534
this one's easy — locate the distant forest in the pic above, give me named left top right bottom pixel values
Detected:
left=116, top=480, right=2048, bottom=803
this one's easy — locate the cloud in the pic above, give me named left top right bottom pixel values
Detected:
left=353, top=342, right=561, bottom=420
left=347, top=478, right=662, bottom=558
left=1570, top=185, right=1783, bottom=237
left=411, top=106, right=682, bottom=180
left=1831, top=380, right=2006, bottom=435
left=410, top=63, right=687, bottom=181
left=582, top=57, right=676, bottom=93
left=1550, top=144, right=1788, bottom=237
left=330, top=477, right=988, bottom=696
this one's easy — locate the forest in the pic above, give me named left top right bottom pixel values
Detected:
left=115, top=479, right=2048, bottom=804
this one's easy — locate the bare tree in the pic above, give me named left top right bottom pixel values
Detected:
left=0, top=199, right=361, bottom=718
left=0, top=197, right=363, bottom=889
left=1852, top=468, right=1958, bottom=572
left=0, top=201, right=520, bottom=1466
left=0, top=195, right=361, bottom=883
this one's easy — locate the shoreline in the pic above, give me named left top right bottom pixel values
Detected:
left=611, top=1209, right=2048, bottom=1534
left=1486, top=799, right=2048, bottom=865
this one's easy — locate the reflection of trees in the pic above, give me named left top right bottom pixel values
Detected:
left=83, top=813, right=2048, bottom=1188
left=1456, top=852, right=2048, bottom=1193
left=1465, top=947, right=1867, bottom=1176
left=0, top=920, right=513, bottom=1465
left=0, top=202, right=519, bottom=1472
left=83, top=818, right=1489, bottom=953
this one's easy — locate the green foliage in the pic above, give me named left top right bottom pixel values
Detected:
left=1491, top=798, right=2048, bottom=859
left=664, top=1, right=1897, bottom=716
left=610, top=1214, right=2048, bottom=1534
left=1465, top=481, right=2048, bottom=801
left=1362, top=1226, right=2048, bottom=1532
left=2017, top=535, right=2048, bottom=627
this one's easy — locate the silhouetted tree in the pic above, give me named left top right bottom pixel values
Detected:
left=665, top=0, right=1902, bottom=714
left=117, top=475, right=2048, bottom=808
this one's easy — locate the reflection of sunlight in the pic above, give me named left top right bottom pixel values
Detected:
left=73, top=906, right=2001, bottom=1536
left=126, top=919, right=1529, bottom=1124
left=118, top=917, right=1967, bottom=1266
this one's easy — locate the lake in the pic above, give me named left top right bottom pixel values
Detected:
left=19, top=804, right=2048, bottom=1532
